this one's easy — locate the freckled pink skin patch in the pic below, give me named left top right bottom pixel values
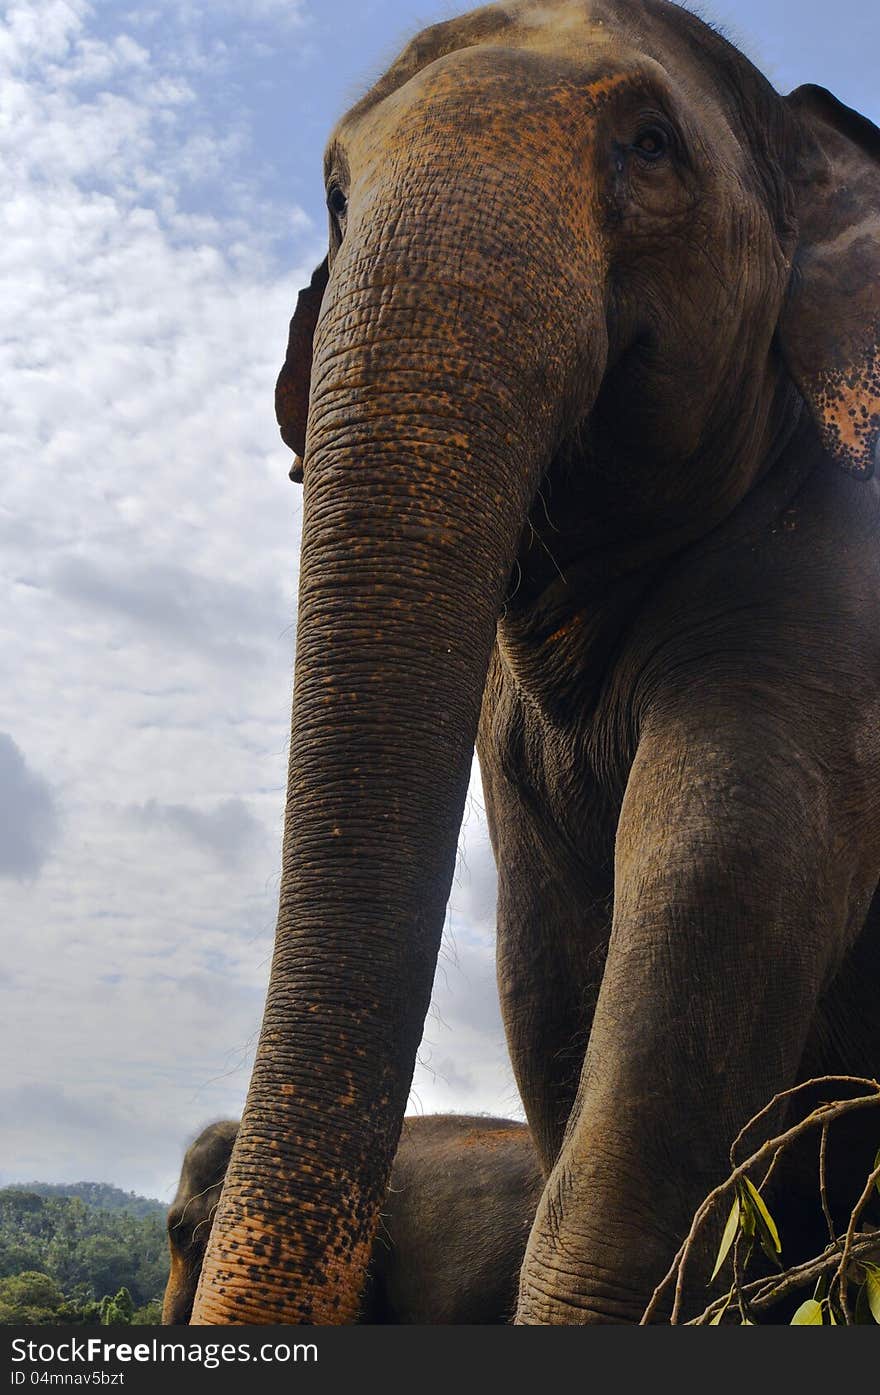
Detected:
left=808, top=346, right=880, bottom=478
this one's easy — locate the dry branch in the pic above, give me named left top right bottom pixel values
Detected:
left=639, top=1076, right=880, bottom=1326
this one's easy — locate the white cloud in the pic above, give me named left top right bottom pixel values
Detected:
left=0, top=0, right=515, bottom=1200
left=0, top=0, right=318, bottom=1197
left=0, top=1, right=88, bottom=69
left=0, top=733, right=59, bottom=880
left=128, top=796, right=265, bottom=867
left=410, top=762, right=520, bottom=1124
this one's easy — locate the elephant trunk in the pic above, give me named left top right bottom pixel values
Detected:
left=162, top=1254, right=195, bottom=1326
left=192, top=158, right=605, bottom=1322
left=191, top=221, right=598, bottom=1322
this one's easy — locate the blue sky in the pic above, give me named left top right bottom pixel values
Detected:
left=1, top=0, right=877, bottom=1201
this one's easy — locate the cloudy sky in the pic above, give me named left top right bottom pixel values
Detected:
left=2, top=0, right=877, bottom=1203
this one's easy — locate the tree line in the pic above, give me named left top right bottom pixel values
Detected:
left=0, top=1184, right=169, bottom=1324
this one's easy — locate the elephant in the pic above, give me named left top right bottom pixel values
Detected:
left=164, top=1115, right=542, bottom=1324
left=164, top=1121, right=238, bottom=1325
left=192, top=0, right=880, bottom=1325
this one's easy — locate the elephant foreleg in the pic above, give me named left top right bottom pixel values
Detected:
left=515, top=700, right=880, bottom=1323
left=495, top=849, right=612, bottom=1177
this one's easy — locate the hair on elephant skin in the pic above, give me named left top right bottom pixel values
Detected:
left=163, top=1116, right=543, bottom=1325
left=193, top=0, right=880, bottom=1325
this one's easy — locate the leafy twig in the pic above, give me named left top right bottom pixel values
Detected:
left=834, top=1159, right=880, bottom=1322
left=640, top=1076, right=880, bottom=1326
left=688, top=1231, right=880, bottom=1324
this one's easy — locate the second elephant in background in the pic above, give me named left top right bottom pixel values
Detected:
left=164, top=1114, right=542, bottom=1325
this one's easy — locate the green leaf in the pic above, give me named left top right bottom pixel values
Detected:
left=826, top=1301, right=837, bottom=1325
left=874, top=1146, right=880, bottom=1199
left=710, top=1195, right=740, bottom=1283
left=742, top=1176, right=781, bottom=1257
left=758, top=1233, right=783, bottom=1269
left=791, top=1299, right=824, bottom=1325
left=756, top=1231, right=782, bottom=1269
left=738, top=1185, right=756, bottom=1241
left=866, top=1268, right=880, bottom=1324
left=812, top=1274, right=828, bottom=1303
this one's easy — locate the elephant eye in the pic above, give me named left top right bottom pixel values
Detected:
left=327, top=185, right=348, bottom=220
left=631, top=126, right=669, bottom=161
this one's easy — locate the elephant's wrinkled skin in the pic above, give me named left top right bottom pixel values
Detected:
left=165, top=1116, right=541, bottom=1324
left=193, top=0, right=880, bottom=1324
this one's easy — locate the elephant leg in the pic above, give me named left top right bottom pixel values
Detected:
left=492, top=800, right=613, bottom=1176
left=802, top=879, right=880, bottom=1084
left=782, top=886, right=880, bottom=1241
left=516, top=700, right=880, bottom=1323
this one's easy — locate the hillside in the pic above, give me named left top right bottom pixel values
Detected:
left=16, top=1181, right=165, bottom=1219
left=0, top=1185, right=168, bottom=1324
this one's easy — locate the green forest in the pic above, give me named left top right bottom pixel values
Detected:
left=0, top=1182, right=169, bottom=1325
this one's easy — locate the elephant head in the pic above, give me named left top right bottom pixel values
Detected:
left=163, top=1120, right=237, bottom=1325
left=193, top=0, right=879, bottom=1324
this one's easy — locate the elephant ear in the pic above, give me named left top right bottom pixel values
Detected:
left=275, top=257, right=329, bottom=482
left=778, top=85, right=880, bottom=479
